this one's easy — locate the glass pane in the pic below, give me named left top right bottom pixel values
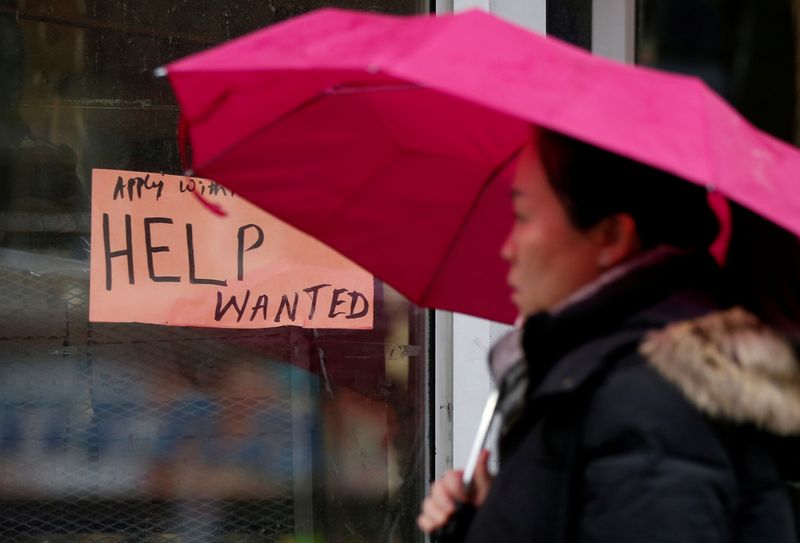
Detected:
left=546, top=0, right=591, bottom=49
left=636, top=0, right=797, bottom=143
left=0, top=1, right=429, bottom=542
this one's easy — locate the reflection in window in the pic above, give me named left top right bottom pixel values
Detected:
left=636, top=0, right=797, bottom=143
left=0, top=1, right=429, bottom=541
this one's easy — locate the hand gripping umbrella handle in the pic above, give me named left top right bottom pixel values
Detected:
left=432, top=389, right=499, bottom=542
left=431, top=502, right=477, bottom=543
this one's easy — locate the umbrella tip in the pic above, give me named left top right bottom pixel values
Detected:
left=154, top=66, right=168, bottom=78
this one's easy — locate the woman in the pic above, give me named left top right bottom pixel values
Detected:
left=418, top=129, right=800, bottom=542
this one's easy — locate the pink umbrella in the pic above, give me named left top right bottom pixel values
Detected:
left=162, top=8, right=800, bottom=324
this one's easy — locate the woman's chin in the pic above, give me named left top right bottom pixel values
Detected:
left=510, top=291, right=527, bottom=314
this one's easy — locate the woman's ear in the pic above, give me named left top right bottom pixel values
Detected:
left=593, top=213, right=641, bottom=269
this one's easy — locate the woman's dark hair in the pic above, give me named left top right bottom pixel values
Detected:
left=724, top=203, right=800, bottom=337
left=538, top=128, right=800, bottom=336
left=537, top=129, right=719, bottom=250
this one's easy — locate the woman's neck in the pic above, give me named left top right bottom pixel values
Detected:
left=549, top=246, right=683, bottom=315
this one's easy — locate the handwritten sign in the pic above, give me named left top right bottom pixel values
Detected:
left=89, top=169, right=373, bottom=329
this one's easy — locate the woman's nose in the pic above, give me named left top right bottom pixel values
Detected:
left=500, top=233, right=514, bottom=262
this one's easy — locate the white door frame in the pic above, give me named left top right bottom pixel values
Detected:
left=592, top=0, right=636, bottom=63
left=431, top=0, right=637, bottom=480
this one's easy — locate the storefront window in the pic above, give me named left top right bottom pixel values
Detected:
left=0, top=1, right=429, bottom=542
left=636, top=0, right=798, bottom=143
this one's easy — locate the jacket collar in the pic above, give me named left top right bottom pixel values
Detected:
left=642, top=307, right=800, bottom=436
left=522, top=251, right=722, bottom=401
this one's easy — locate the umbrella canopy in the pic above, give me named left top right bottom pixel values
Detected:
left=163, top=8, right=800, bottom=324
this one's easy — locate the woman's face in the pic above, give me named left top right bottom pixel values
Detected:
left=501, top=144, right=607, bottom=317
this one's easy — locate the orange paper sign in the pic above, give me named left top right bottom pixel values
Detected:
left=89, top=169, right=373, bottom=329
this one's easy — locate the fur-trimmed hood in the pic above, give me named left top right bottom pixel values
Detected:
left=641, top=307, right=800, bottom=436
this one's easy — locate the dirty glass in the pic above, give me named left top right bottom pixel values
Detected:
left=546, top=0, right=591, bottom=50
left=635, top=1, right=800, bottom=505
left=0, top=0, right=429, bottom=542
left=636, top=0, right=798, bottom=143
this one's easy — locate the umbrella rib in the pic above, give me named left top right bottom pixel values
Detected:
left=327, top=83, right=422, bottom=94
left=311, top=141, right=505, bottom=296
left=418, top=142, right=527, bottom=309
left=192, top=91, right=326, bottom=173
left=191, top=79, right=419, bottom=173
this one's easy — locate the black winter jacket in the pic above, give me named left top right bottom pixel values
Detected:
left=463, top=253, right=800, bottom=543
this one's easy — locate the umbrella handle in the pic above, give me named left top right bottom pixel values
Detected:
left=431, top=501, right=477, bottom=543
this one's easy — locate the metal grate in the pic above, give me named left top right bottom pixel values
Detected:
left=0, top=262, right=304, bottom=542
